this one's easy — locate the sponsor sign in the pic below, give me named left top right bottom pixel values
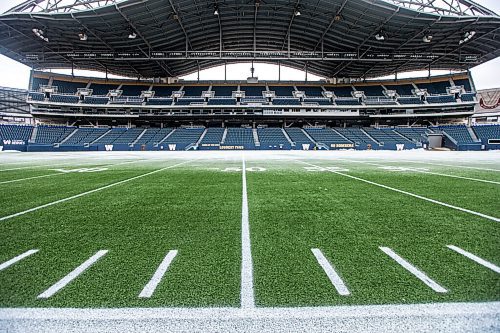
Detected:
left=168, top=144, right=177, bottom=151
left=2, top=139, right=25, bottom=145
left=219, top=145, right=245, bottom=150
left=396, top=144, right=405, bottom=151
left=302, top=144, right=310, bottom=150
left=105, top=145, right=114, bottom=151
left=330, top=143, right=355, bottom=148
left=201, top=143, right=221, bottom=147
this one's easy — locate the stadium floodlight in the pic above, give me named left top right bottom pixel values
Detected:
left=78, top=31, right=88, bottom=41
left=423, top=35, right=433, bottom=43
left=294, top=9, right=301, bottom=16
left=32, top=28, right=49, bottom=42
left=375, top=32, right=385, bottom=41
left=128, top=30, right=137, bottom=39
left=459, top=30, right=476, bottom=45
left=214, top=7, right=219, bottom=15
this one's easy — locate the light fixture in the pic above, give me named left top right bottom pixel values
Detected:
left=375, top=32, right=385, bottom=41
left=214, top=9, right=219, bottom=15
left=459, top=30, right=476, bottom=45
left=294, top=9, right=301, bottom=16
left=78, top=31, right=88, bottom=41
left=422, top=35, right=433, bottom=43
left=32, top=28, right=49, bottom=42
left=128, top=31, right=137, bottom=39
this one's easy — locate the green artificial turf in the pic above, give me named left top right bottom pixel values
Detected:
left=0, top=156, right=499, bottom=308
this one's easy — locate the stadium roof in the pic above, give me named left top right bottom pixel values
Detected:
left=0, top=0, right=499, bottom=79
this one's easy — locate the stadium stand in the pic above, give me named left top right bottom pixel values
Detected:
left=363, top=128, right=413, bottom=148
left=134, top=128, right=173, bottom=145
left=359, top=85, right=384, bottom=97
left=84, top=96, right=109, bottom=105
left=272, top=98, right=301, bottom=106
left=51, top=80, right=86, bottom=94
left=199, top=128, right=225, bottom=148
left=0, top=124, right=33, bottom=142
left=49, top=94, right=79, bottom=104
left=212, top=86, right=237, bottom=97
left=398, top=97, right=423, bottom=105
left=240, top=86, right=265, bottom=97
left=330, top=86, right=353, bottom=97
left=154, top=86, right=181, bottom=97
left=426, top=95, right=456, bottom=104
left=88, top=83, right=118, bottom=96
left=207, top=98, right=237, bottom=105
left=335, top=98, right=361, bottom=106
left=34, top=126, right=75, bottom=145
left=162, top=128, right=204, bottom=150
left=297, top=86, right=324, bottom=97
left=384, top=84, right=415, bottom=96
left=417, top=81, right=450, bottom=95
left=472, top=125, right=500, bottom=149
left=61, top=128, right=109, bottom=146
left=305, top=128, right=353, bottom=149
left=335, top=128, right=378, bottom=147
left=269, top=86, right=295, bottom=96
left=175, top=98, right=205, bottom=106
left=393, top=128, right=429, bottom=143
left=28, top=92, right=45, bottom=101
left=284, top=128, right=315, bottom=148
left=183, top=86, right=209, bottom=97
left=223, top=128, right=255, bottom=149
left=121, top=85, right=150, bottom=96
left=146, top=98, right=173, bottom=106
left=257, top=128, right=291, bottom=149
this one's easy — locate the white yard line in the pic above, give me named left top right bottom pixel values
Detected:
left=401, top=160, right=500, bottom=173
left=139, top=250, right=178, bottom=298
left=0, top=249, right=39, bottom=272
left=311, top=249, right=350, bottom=296
left=0, top=302, right=498, bottom=333
left=337, top=159, right=500, bottom=185
left=379, top=247, right=447, bottom=293
left=447, top=245, right=500, bottom=274
left=296, top=160, right=500, bottom=223
left=240, top=154, right=255, bottom=309
left=0, top=160, right=193, bottom=223
left=38, top=250, right=108, bottom=299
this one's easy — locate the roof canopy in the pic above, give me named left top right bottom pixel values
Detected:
left=1, top=0, right=499, bottom=79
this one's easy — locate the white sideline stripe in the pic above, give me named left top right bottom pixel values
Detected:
left=37, top=250, right=108, bottom=299
left=311, top=249, right=350, bottom=296
left=379, top=247, right=447, bottom=293
left=402, top=160, right=500, bottom=173
left=1, top=301, right=498, bottom=320
left=240, top=154, right=255, bottom=308
left=0, top=161, right=77, bottom=172
left=0, top=160, right=192, bottom=222
left=139, top=250, right=178, bottom=298
left=296, top=160, right=500, bottom=223
left=0, top=249, right=39, bottom=272
left=339, top=159, right=500, bottom=186
left=447, top=245, right=500, bottom=274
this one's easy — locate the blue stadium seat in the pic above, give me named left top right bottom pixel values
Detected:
left=153, top=85, right=181, bottom=97
left=224, top=128, right=255, bottom=148
left=212, top=86, right=237, bottom=97
left=35, top=126, right=75, bottom=144
left=426, top=95, right=456, bottom=104
left=296, top=86, right=324, bottom=97
left=49, top=94, right=79, bottom=104
left=268, top=86, right=295, bottom=96
left=285, top=128, right=314, bottom=146
left=182, top=85, right=209, bottom=97
left=0, top=124, right=34, bottom=142
left=61, top=128, right=109, bottom=146
left=305, top=128, right=353, bottom=148
left=52, top=80, right=87, bottom=94
left=257, top=128, right=291, bottom=149
left=240, top=86, right=265, bottom=97
left=135, top=128, right=173, bottom=145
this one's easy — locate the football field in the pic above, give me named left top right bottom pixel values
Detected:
left=0, top=150, right=499, bottom=332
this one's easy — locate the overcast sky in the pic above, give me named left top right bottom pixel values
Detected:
left=0, top=0, right=498, bottom=90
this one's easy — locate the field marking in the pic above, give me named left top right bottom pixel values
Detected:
left=0, top=249, right=39, bottom=272
left=37, top=250, right=108, bottom=299
left=379, top=247, right=447, bottom=293
left=0, top=160, right=193, bottom=223
left=139, top=250, right=178, bottom=298
left=0, top=159, right=145, bottom=185
left=401, top=160, right=500, bottom=173
left=0, top=161, right=80, bottom=172
left=296, top=160, right=500, bottom=223
left=311, top=249, right=350, bottom=296
left=338, top=159, right=500, bottom=185
left=447, top=245, right=500, bottom=274
left=240, top=154, right=255, bottom=309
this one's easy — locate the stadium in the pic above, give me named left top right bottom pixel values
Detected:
left=0, top=0, right=499, bottom=332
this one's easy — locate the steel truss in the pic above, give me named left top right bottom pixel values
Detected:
left=5, top=0, right=121, bottom=14
left=383, top=0, right=497, bottom=17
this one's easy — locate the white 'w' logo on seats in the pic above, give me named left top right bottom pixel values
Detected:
left=396, top=144, right=405, bottom=151
left=105, top=145, right=114, bottom=151
left=302, top=144, right=310, bottom=151
left=168, top=144, right=177, bottom=151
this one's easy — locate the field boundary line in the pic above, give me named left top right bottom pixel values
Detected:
left=296, top=160, right=500, bottom=223
left=0, top=301, right=498, bottom=319
left=0, top=160, right=193, bottom=222
left=139, top=250, right=178, bottom=298
left=240, top=154, right=255, bottom=309
left=400, top=160, right=500, bottom=173
left=447, top=245, right=500, bottom=273
left=311, top=249, right=350, bottom=296
left=38, top=250, right=108, bottom=299
left=0, top=249, right=39, bottom=272
left=336, top=159, right=500, bottom=185
left=379, top=247, right=447, bottom=293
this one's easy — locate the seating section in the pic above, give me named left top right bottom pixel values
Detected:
left=297, top=86, right=324, bottom=97
left=92, top=128, right=128, bottom=145
left=224, top=128, right=255, bottom=148
left=359, top=85, right=384, bottom=97
left=84, top=96, right=109, bottom=105
left=207, top=98, right=236, bottom=105
left=257, top=128, right=290, bottom=148
left=335, top=98, right=361, bottom=106
left=154, top=86, right=181, bottom=97
left=427, top=95, right=456, bottom=104
left=35, top=126, right=75, bottom=144
left=272, top=98, right=301, bottom=106
left=330, top=86, right=353, bottom=97
left=135, top=128, right=173, bottom=145
left=364, top=128, right=412, bottom=144
left=121, top=85, right=150, bottom=96
left=269, top=86, right=295, bottom=96
left=175, top=98, right=204, bottom=106
left=182, top=86, right=208, bottom=97
left=200, top=128, right=225, bottom=145
left=473, top=125, right=500, bottom=144
left=384, top=84, right=414, bottom=96
left=460, top=93, right=476, bottom=102
left=335, top=128, right=376, bottom=144
left=240, top=86, right=265, bottom=97
left=364, top=98, right=397, bottom=106
left=88, top=83, right=118, bottom=96
left=31, top=77, right=49, bottom=91
left=52, top=80, right=87, bottom=94
left=453, top=79, right=473, bottom=92
left=212, top=86, right=237, bottom=97
left=394, top=128, right=429, bottom=142
left=0, top=125, right=33, bottom=142
left=163, top=128, right=204, bottom=148
left=417, top=81, right=450, bottom=95
left=434, top=125, right=475, bottom=144
left=147, top=98, right=173, bottom=106
left=62, top=128, right=109, bottom=145
left=398, top=97, right=423, bottom=105
left=49, top=94, right=79, bottom=104
left=305, top=128, right=352, bottom=146
left=285, top=128, right=314, bottom=145
left=303, top=98, right=332, bottom=105
left=28, top=92, right=45, bottom=101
